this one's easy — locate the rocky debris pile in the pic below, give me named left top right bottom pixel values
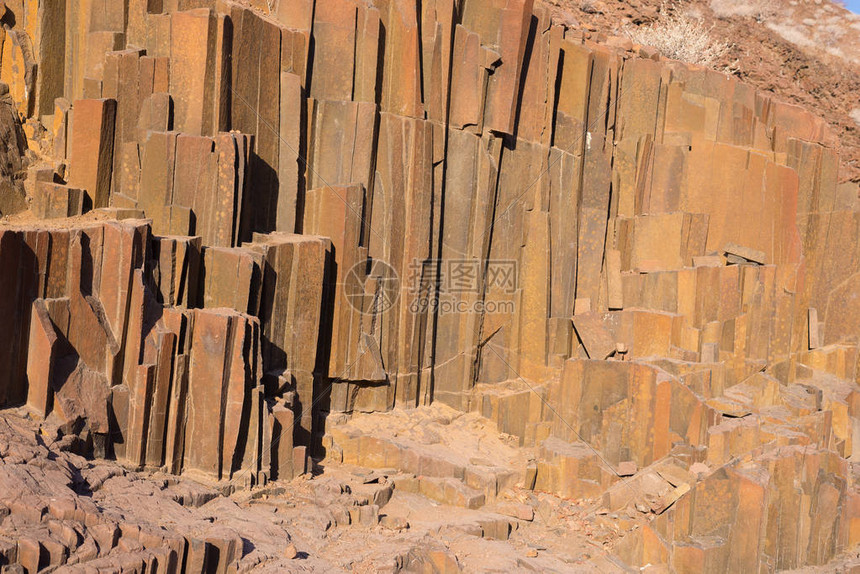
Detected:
left=4, top=402, right=858, bottom=572
left=0, top=412, right=303, bottom=573
left=0, top=0, right=856, bottom=571
left=325, top=405, right=529, bottom=510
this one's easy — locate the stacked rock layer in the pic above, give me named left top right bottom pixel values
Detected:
left=0, top=0, right=857, bottom=572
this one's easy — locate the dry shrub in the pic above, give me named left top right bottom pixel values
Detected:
left=580, top=0, right=601, bottom=14
left=710, top=0, right=777, bottom=22
left=766, top=22, right=817, bottom=50
left=626, top=13, right=732, bottom=68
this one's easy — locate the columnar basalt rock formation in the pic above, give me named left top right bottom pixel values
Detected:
left=0, top=0, right=858, bottom=572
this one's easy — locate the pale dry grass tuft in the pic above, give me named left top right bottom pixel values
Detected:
left=710, top=0, right=778, bottom=22
left=626, top=13, right=732, bottom=68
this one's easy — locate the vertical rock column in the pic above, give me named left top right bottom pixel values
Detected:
left=68, top=98, right=117, bottom=208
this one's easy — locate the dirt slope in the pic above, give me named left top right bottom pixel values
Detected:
left=541, top=0, right=860, bottom=183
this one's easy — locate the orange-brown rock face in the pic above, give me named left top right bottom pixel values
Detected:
left=0, top=0, right=857, bottom=572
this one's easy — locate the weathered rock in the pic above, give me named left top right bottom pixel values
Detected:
left=68, top=98, right=116, bottom=208
left=0, top=1, right=855, bottom=571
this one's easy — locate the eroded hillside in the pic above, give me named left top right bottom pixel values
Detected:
left=541, top=0, right=860, bottom=182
